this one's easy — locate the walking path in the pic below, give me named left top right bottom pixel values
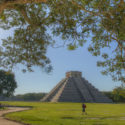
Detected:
left=0, top=107, right=30, bottom=125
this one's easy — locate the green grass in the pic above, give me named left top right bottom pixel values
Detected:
left=1, top=101, right=125, bottom=125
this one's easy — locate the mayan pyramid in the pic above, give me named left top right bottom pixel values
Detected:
left=41, top=71, right=112, bottom=103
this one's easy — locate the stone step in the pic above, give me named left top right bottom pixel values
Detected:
left=41, top=78, right=66, bottom=101
left=73, top=77, right=94, bottom=102
left=51, top=79, right=68, bottom=102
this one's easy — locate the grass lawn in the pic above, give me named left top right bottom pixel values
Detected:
left=0, top=101, right=125, bottom=125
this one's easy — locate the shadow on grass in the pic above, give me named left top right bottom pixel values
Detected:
left=61, top=117, right=109, bottom=125
left=61, top=116, right=125, bottom=121
left=92, top=123, right=108, bottom=125
left=61, top=117, right=75, bottom=119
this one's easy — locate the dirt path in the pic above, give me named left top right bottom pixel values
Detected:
left=0, top=107, right=30, bottom=125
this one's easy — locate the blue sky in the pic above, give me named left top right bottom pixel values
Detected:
left=0, top=29, right=121, bottom=95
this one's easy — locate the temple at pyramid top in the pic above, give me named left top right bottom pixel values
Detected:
left=41, top=71, right=112, bottom=103
left=66, top=71, right=82, bottom=78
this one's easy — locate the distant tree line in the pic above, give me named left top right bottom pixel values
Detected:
left=103, top=86, right=125, bottom=103
left=0, top=92, right=47, bottom=101
left=14, top=92, right=47, bottom=101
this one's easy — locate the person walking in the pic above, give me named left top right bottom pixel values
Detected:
left=82, top=103, right=87, bottom=115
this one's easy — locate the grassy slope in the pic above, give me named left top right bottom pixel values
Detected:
left=0, top=101, right=125, bottom=125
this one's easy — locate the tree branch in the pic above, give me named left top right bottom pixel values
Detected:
left=111, top=36, right=124, bottom=48
left=19, top=8, right=34, bottom=26
left=120, top=0, right=124, bottom=5
left=72, top=0, right=99, bottom=17
left=0, top=0, right=47, bottom=15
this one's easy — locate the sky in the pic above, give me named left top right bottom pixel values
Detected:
left=0, top=28, right=122, bottom=95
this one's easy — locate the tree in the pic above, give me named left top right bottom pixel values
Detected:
left=0, top=1, right=52, bottom=72
left=48, top=0, right=125, bottom=83
left=0, top=70, right=17, bottom=96
left=0, top=0, right=125, bottom=82
left=103, top=88, right=125, bottom=102
left=102, top=91, right=114, bottom=101
left=112, top=86, right=125, bottom=102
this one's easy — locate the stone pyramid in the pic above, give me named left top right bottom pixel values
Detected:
left=41, top=71, right=112, bottom=103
